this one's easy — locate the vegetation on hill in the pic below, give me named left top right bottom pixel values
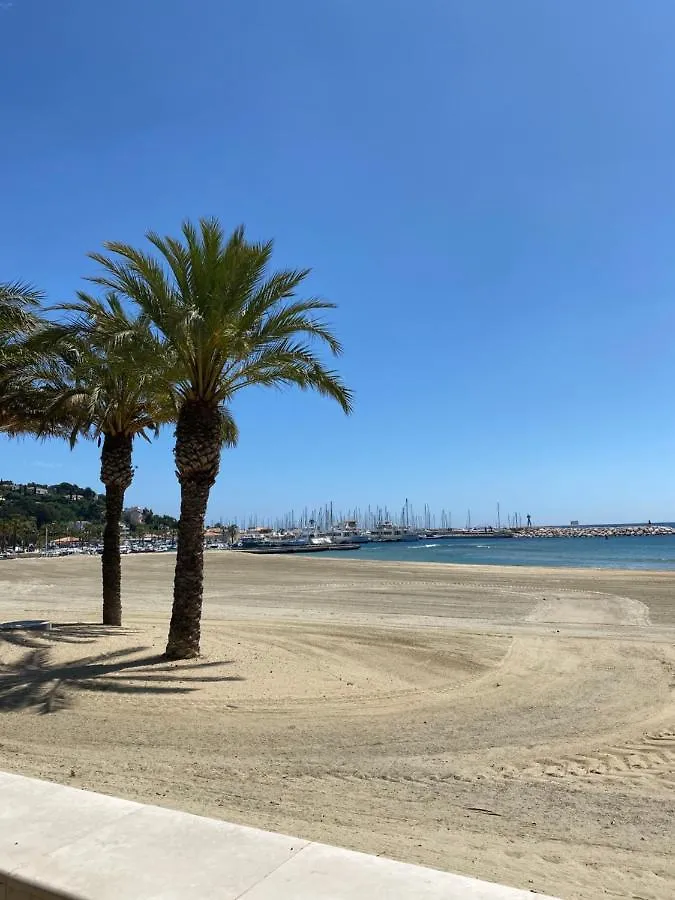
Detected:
left=0, top=481, right=178, bottom=549
left=0, top=480, right=104, bottom=527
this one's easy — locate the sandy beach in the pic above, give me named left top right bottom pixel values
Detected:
left=1, top=552, right=673, bottom=899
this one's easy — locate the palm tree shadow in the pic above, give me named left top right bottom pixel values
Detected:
left=0, top=623, right=244, bottom=714
left=0, top=623, right=137, bottom=649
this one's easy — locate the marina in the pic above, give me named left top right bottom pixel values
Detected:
left=6, top=521, right=674, bottom=567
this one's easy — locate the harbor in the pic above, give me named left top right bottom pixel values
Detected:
left=216, top=512, right=675, bottom=570
left=223, top=497, right=675, bottom=553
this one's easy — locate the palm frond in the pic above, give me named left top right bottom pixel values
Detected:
left=34, top=291, right=177, bottom=445
left=84, top=218, right=351, bottom=447
left=0, top=280, right=43, bottom=304
left=219, top=406, right=239, bottom=447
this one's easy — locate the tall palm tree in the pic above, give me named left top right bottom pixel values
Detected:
left=38, top=293, right=177, bottom=626
left=88, top=218, right=352, bottom=658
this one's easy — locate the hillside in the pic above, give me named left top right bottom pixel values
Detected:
left=0, top=480, right=178, bottom=547
left=0, top=480, right=104, bottom=528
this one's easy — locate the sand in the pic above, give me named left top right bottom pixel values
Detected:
left=1, top=552, right=674, bottom=899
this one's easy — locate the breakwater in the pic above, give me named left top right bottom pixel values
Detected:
left=512, top=524, right=675, bottom=539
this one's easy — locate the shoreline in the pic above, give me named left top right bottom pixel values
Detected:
left=8, top=545, right=675, bottom=577
left=287, top=552, right=675, bottom=575
left=310, top=532, right=675, bottom=573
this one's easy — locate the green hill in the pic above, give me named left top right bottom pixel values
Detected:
left=0, top=480, right=179, bottom=550
left=0, top=480, right=105, bottom=529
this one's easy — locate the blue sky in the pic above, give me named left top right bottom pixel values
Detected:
left=2, top=0, right=675, bottom=525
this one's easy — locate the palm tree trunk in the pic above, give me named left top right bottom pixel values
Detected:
left=165, top=478, right=211, bottom=657
left=102, top=482, right=125, bottom=626
left=166, top=401, right=222, bottom=659
left=100, top=432, right=133, bottom=626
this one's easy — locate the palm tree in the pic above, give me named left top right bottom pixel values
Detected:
left=0, top=281, right=42, bottom=335
left=38, top=293, right=175, bottom=626
left=1, top=281, right=83, bottom=446
left=225, top=523, right=238, bottom=546
left=0, top=281, right=46, bottom=435
left=88, top=218, right=352, bottom=658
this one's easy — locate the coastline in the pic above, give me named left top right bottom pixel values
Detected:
left=283, top=552, right=675, bottom=575
left=323, top=532, right=675, bottom=572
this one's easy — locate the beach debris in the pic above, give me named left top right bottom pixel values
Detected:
left=0, top=620, right=51, bottom=632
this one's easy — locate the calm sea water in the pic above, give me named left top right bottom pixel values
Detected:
left=331, top=534, right=675, bottom=570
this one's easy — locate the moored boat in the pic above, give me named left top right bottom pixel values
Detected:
left=328, top=520, right=371, bottom=544
left=234, top=541, right=361, bottom=554
left=369, top=521, right=419, bottom=542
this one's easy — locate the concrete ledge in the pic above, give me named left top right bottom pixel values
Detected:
left=0, top=771, right=560, bottom=899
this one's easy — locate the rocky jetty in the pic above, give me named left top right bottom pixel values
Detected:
left=513, top=524, right=675, bottom=539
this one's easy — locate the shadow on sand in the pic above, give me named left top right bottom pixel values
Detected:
left=0, top=623, right=244, bottom=714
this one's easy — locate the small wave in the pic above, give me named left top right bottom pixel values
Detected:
left=408, top=543, right=439, bottom=550
left=475, top=544, right=491, bottom=548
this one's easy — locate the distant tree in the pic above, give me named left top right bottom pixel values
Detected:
left=54, top=481, right=77, bottom=495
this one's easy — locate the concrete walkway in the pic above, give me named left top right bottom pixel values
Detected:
left=0, top=771, right=560, bottom=899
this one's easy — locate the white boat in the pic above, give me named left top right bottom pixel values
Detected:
left=328, top=521, right=371, bottom=544
left=369, top=522, right=419, bottom=542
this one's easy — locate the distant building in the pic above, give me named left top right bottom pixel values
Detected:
left=26, top=483, right=49, bottom=496
left=123, top=506, right=144, bottom=526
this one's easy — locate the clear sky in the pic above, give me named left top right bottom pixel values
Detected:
left=2, top=0, right=675, bottom=526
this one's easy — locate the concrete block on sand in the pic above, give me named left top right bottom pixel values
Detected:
left=0, top=772, right=558, bottom=899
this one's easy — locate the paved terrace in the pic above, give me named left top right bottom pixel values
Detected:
left=0, top=772, right=558, bottom=899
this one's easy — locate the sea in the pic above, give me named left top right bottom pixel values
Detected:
left=332, top=533, right=675, bottom=571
